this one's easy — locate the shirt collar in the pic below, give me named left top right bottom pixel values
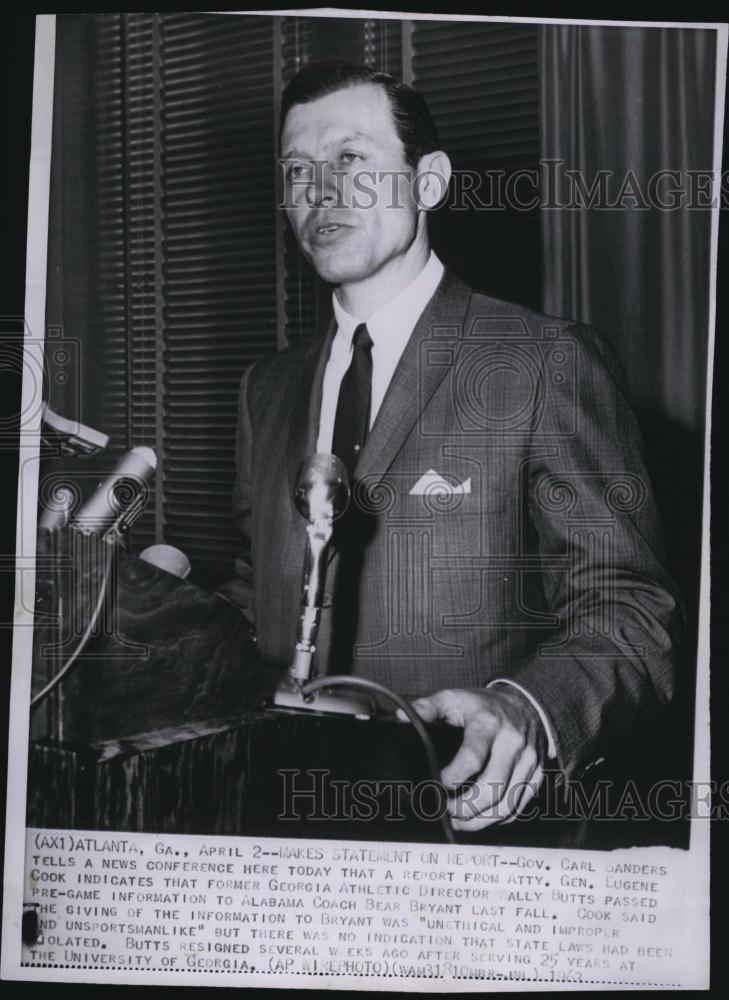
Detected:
left=331, top=251, right=445, bottom=349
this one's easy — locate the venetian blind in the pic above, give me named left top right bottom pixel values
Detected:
left=92, top=13, right=278, bottom=586
left=280, top=17, right=318, bottom=344
left=410, top=20, right=541, bottom=306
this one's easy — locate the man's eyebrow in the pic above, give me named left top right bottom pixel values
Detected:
left=281, top=133, right=374, bottom=160
left=337, top=132, right=372, bottom=145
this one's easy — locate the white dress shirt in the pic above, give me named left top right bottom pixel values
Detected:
left=316, top=251, right=557, bottom=761
left=316, top=250, right=445, bottom=453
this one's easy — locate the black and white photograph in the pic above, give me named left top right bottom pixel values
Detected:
left=0, top=8, right=723, bottom=990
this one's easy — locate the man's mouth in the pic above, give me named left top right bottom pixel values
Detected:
left=315, top=223, right=348, bottom=234
left=308, top=222, right=354, bottom=245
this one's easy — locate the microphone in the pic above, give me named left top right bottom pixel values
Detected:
left=70, top=446, right=157, bottom=539
left=41, top=403, right=110, bottom=457
left=293, top=453, right=350, bottom=524
left=290, top=453, right=349, bottom=680
left=139, top=544, right=192, bottom=580
left=272, top=454, right=373, bottom=717
left=31, top=448, right=157, bottom=719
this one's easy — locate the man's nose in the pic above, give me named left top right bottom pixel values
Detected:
left=306, top=160, right=340, bottom=208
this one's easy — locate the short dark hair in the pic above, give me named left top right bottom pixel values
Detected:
left=280, top=60, right=440, bottom=168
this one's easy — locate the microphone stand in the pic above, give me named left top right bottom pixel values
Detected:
left=272, top=455, right=373, bottom=717
left=48, top=518, right=65, bottom=740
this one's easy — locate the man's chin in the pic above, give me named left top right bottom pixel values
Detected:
left=306, top=256, right=367, bottom=286
left=296, top=238, right=361, bottom=282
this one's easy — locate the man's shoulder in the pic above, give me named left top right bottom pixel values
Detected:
left=252, top=333, right=325, bottom=373
left=243, top=332, right=327, bottom=395
left=461, top=284, right=623, bottom=379
left=464, top=285, right=584, bottom=336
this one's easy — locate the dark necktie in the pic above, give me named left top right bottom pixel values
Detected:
left=331, top=323, right=373, bottom=480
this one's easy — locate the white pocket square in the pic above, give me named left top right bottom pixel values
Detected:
left=409, top=469, right=471, bottom=496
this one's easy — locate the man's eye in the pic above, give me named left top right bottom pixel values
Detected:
left=340, top=152, right=362, bottom=164
left=286, top=163, right=309, bottom=181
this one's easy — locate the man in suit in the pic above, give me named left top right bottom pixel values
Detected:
left=219, top=61, right=684, bottom=833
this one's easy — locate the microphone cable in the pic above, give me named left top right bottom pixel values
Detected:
left=30, top=543, right=114, bottom=714
left=300, top=674, right=457, bottom=844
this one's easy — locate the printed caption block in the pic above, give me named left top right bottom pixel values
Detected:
left=21, top=829, right=706, bottom=989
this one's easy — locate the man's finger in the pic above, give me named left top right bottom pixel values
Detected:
left=406, top=697, right=439, bottom=723
left=409, top=689, right=485, bottom=728
left=441, top=714, right=498, bottom=789
left=448, top=731, right=519, bottom=825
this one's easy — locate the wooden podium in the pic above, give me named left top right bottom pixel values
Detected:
left=27, top=537, right=689, bottom=850
left=27, top=710, right=469, bottom=842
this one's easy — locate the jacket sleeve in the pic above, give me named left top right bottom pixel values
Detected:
left=493, top=324, right=686, bottom=783
left=214, top=365, right=257, bottom=627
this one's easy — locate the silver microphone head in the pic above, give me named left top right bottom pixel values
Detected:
left=138, top=544, right=192, bottom=580
left=71, top=446, right=157, bottom=535
left=294, top=453, right=350, bottom=523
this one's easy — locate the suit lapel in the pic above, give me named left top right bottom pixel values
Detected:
left=284, top=268, right=473, bottom=514
left=353, top=269, right=472, bottom=484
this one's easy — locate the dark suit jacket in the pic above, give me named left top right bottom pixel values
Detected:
left=218, top=269, right=684, bottom=783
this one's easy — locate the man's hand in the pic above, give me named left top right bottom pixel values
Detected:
left=409, top=687, right=548, bottom=831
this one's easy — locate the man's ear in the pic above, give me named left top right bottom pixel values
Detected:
left=414, top=150, right=452, bottom=210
